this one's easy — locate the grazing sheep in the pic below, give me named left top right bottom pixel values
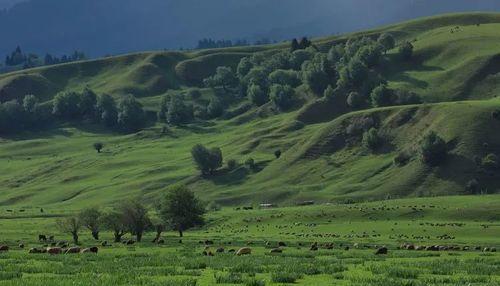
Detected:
left=216, top=247, right=224, bottom=253
left=47, top=247, right=63, bottom=255
left=0, top=245, right=9, bottom=252
left=81, top=247, right=98, bottom=254
left=65, top=247, right=81, bottom=254
left=375, top=247, right=388, bottom=255
left=278, top=241, right=287, bottom=247
left=18, top=244, right=24, bottom=249
left=38, top=235, right=47, bottom=242
left=29, top=247, right=43, bottom=254
left=270, top=248, right=282, bottom=254
left=236, top=247, right=252, bottom=256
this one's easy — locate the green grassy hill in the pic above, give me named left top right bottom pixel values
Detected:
left=2, top=13, right=500, bottom=208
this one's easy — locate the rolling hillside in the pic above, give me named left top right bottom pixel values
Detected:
left=2, top=13, right=500, bottom=208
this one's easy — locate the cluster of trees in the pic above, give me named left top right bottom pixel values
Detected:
left=3, top=46, right=86, bottom=70
left=57, top=186, right=205, bottom=244
left=1, top=88, right=147, bottom=135
left=201, top=33, right=417, bottom=115
left=191, top=144, right=223, bottom=175
left=52, top=88, right=146, bottom=132
left=0, top=94, right=51, bottom=134
left=195, top=38, right=277, bottom=50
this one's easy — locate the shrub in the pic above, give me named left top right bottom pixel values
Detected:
left=93, top=142, right=104, bottom=153
left=167, top=95, right=193, bottom=125
left=491, top=110, right=500, bottom=120
left=191, top=144, right=223, bottom=175
left=245, top=158, right=255, bottom=169
left=394, top=150, right=412, bottom=166
left=214, top=272, right=243, bottom=284
left=301, top=60, right=329, bottom=95
left=274, top=150, right=282, bottom=159
left=362, top=128, right=382, bottom=150
left=378, top=33, right=395, bottom=53
left=271, top=272, right=302, bottom=283
left=420, top=131, right=447, bottom=166
left=96, top=94, right=118, bottom=127
left=395, top=90, right=422, bottom=105
left=52, top=91, right=80, bottom=119
left=204, top=66, right=238, bottom=91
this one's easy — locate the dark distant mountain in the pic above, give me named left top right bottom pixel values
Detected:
left=1, top=0, right=499, bottom=59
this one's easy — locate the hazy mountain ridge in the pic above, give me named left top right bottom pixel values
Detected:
left=1, top=0, right=499, bottom=59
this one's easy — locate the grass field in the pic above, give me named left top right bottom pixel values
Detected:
left=0, top=196, right=498, bottom=285
left=1, top=12, right=500, bottom=285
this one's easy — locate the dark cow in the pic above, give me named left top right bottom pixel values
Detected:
left=65, top=247, right=81, bottom=254
left=0, top=245, right=9, bottom=252
left=38, top=235, right=47, bottom=242
left=375, top=247, right=388, bottom=255
left=47, top=247, right=63, bottom=255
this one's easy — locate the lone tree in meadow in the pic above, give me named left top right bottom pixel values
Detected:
left=204, top=66, right=238, bottom=91
left=119, top=200, right=151, bottom=242
left=420, top=131, right=447, bottom=166
left=78, top=207, right=102, bottom=240
left=191, top=144, right=223, bottom=175
left=56, top=216, right=82, bottom=245
left=158, top=185, right=205, bottom=237
left=93, top=142, right=104, bottom=153
left=101, top=211, right=127, bottom=242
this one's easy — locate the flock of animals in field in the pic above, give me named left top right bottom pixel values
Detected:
left=0, top=203, right=497, bottom=257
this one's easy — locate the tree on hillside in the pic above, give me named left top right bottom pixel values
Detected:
left=362, top=127, right=382, bottom=150
left=96, top=94, right=118, bottom=127
left=93, top=142, right=104, bottom=153
left=302, top=60, right=329, bottom=95
left=370, top=84, right=394, bottom=107
left=247, top=84, right=268, bottom=106
left=204, top=66, right=238, bottom=91
left=101, top=211, right=127, bottom=242
left=79, top=207, right=102, bottom=240
left=56, top=216, right=82, bottom=245
left=420, top=131, right=447, bottom=166
left=22, top=94, right=39, bottom=114
left=117, top=94, right=146, bottom=132
left=290, top=38, right=300, bottom=51
left=78, top=87, right=97, bottom=120
left=52, top=91, right=81, bottom=119
left=347, top=91, right=365, bottom=109
left=399, top=41, right=414, bottom=60
left=270, top=84, right=295, bottom=111
left=377, top=33, right=395, bottom=54
left=191, top=144, right=223, bottom=175
left=166, top=95, right=193, bottom=125
left=119, top=200, right=151, bottom=242
left=268, top=69, right=301, bottom=87
left=207, top=97, right=224, bottom=118
left=237, top=57, right=253, bottom=79
left=157, top=185, right=205, bottom=237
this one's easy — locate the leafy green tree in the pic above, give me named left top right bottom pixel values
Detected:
left=420, top=131, right=447, bottom=166
left=187, top=88, right=202, bottom=100
left=370, top=84, right=394, bottom=107
left=290, top=49, right=314, bottom=70
left=117, top=94, right=146, bottom=132
left=274, top=150, right=282, bottom=159
left=204, top=66, right=238, bottom=91
left=101, top=211, right=126, bottom=242
left=244, top=67, right=269, bottom=88
left=191, top=144, right=223, bottom=175
left=79, top=207, right=102, bottom=240
left=207, top=97, right=224, bottom=118
left=93, top=142, right=104, bottom=153
left=268, top=69, right=301, bottom=87
left=119, top=200, right=151, bottom=242
left=395, top=90, right=422, bottom=105
left=167, top=95, right=193, bottom=125
left=1, top=100, right=26, bottom=132
left=96, top=94, right=118, bottom=127
left=23, top=94, right=38, bottom=114
left=327, top=45, right=345, bottom=63
left=377, top=33, right=395, bottom=54
left=399, top=41, right=414, bottom=60
left=78, top=87, right=97, bottom=119
left=52, top=91, right=80, bottom=119
left=237, top=57, right=253, bottom=79
left=298, top=37, right=312, bottom=49
left=56, top=216, right=81, bottom=245
left=302, top=61, right=329, bottom=95
left=157, top=185, right=205, bottom=237
left=247, top=84, right=268, bottom=106
left=362, top=128, right=382, bottom=150
left=157, top=94, right=170, bottom=122
left=356, top=44, right=383, bottom=67
left=465, top=179, right=480, bottom=194
left=270, top=84, right=294, bottom=111
left=290, top=38, right=300, bottom=51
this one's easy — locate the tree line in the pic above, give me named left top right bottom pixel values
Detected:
left=0, top=88, right=147, bottom=135
left=3, top=46, right=86, bottom=70
left=57, top=186, right=205, bottom=245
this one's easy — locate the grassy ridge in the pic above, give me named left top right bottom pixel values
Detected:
left=1, top=13, right=500, bottom=207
